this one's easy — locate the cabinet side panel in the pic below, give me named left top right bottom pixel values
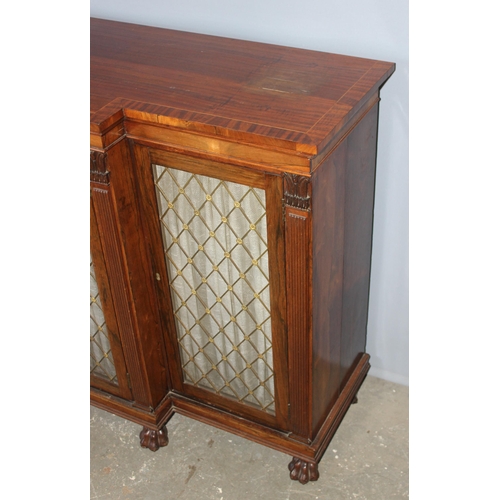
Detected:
left=311, top=102, right=379, bottom=434
left=311, top=142, right=346, bottom=434
left=339, top=102, right=379, bottom=389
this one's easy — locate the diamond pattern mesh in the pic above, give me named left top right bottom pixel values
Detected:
left=90, top=255, right=117, bottom=384
left=153, top=165, right=275, bottom=414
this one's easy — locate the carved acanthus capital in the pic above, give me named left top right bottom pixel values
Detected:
left=283, top=173, right=311, bottom=210
left=90, top=150, right=110, bottom=184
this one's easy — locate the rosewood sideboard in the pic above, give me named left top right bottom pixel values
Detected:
left=90, top=17, right=395, bottom=484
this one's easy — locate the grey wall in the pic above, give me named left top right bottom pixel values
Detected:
left=90, top=0, right=409, bottom=386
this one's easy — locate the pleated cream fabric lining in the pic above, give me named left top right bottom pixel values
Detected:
left=90, top=256, right=117, bottom=383
left=153, top=164, right=275, bottom=414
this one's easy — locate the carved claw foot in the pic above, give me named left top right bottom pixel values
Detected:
left=139, top=425, right=169, bottom=452
left=351, top=394, right=359, bottom=404
left=288, top=457, right=320, bottom=484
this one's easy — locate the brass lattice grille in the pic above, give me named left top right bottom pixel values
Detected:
left=153, top=165, right=275, bottom=414
left=90, top=255, right=117, bottom=383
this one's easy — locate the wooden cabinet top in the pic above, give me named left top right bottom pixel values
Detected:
left=91, top=18, right=394, bottom=161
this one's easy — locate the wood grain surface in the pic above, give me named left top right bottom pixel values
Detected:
left=91, top=18, right=394, bottom=157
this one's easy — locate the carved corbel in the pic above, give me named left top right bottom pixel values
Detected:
left=90, top=150, right=110, bottom=184
left=283, top=173, right=311, bottom=211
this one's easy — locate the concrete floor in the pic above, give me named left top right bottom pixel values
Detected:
left=90, top=375, right=408, bottom=499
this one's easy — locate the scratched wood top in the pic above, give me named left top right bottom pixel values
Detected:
left=91, top=18, right=395, bottom=156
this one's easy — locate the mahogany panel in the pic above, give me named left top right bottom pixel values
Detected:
left=339, top=103, right=379, bottom=389
left=311, top=141, right=346, bottom=434
left=311, top=103, right=380, bottom=435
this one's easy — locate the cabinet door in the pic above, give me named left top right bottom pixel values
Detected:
left=90, top=194, right=132, bottom=400
left=133, top=145, right=288, bottom=430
